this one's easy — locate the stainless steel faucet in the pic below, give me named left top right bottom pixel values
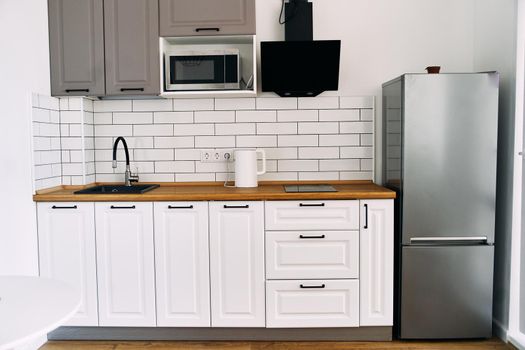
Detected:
left=112, top=136, right=139, bottom=186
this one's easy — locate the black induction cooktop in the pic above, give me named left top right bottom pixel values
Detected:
left=283, top=184, right=337, bottom=193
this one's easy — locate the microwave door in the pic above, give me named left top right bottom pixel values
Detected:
left=167, top=55, right=225, bottom=91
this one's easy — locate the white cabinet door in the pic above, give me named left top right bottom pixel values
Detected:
left=359, top=199, right=394, bottom=326
left=95, top=202, right=156, bottom=327
left=265, top=200, right=359, bottom=231
left=154, top=202, right=210, bottom=327
left=266, top=279, right=360, bottom=328
left=265, top=231, right=359, bottom=280
left=37, top=202, right=98, bottom=326
left=209, top=201, right=265, bottom=327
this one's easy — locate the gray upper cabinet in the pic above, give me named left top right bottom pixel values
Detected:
left=159, top=0, right=256, bottom=37
left=48, top=0, right=105, bottom=96
left=104, top=0, right=160, bottom=96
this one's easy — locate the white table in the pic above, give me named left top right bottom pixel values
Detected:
left=0, top=276, right=80, bottom=350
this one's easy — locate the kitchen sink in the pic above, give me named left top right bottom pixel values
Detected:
left=74, top=184, right=160, bottom=194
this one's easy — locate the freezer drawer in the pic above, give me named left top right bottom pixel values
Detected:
left=400, top=245, right=494, bottom=339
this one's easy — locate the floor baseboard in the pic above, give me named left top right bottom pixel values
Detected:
left=493, top=318, right=508, bottom=342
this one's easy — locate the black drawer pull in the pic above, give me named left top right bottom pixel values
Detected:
left=223, top=204, right=249, bottom=209
left=299, top=203, right=325, bottom=207
left=299, top=234, right=326, bottom=239
left=195, top=27, right=220, bottom=32
left=65, top=89, right=89, bottom=93
left=51, top=205, right=77, bottom=209
left=300, top=284, right=326, bottom=289
left=364, top=203, right=368, bottom=229
left=168, top=205, right=194, bottom=209
left=120, top=88, right=144, bottom=92
left=110, top=205, right=136, bottom=209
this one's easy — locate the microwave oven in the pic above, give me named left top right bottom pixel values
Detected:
left=164, top=49, right=241, bottom=91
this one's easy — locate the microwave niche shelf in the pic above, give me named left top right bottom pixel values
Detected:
left=159, top=35, right=257, bottom=98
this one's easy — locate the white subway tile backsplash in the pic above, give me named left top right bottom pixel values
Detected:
left=134, top=149, right=174, bottom=161
left=95, top=125, right=133, bottom=137
left=298, top=147, right=339, bottom=159
left=340, top=96, right=374, bottom=109
left=32, top=95, right=376, bottom=188
left=215, top=98, right=255, bottom=110
left=278, top=135, right=318, bottom=147
left=340, top=121, right=373, bottom=134
left=154, top=111, right=193, bottom=124
left=298, top=122, right=338, bottom=134
left=277, top=110, right=318, bottom=122
left=256, top=97, right=297, bottom=110
left=195, top=136, right=235, bottom=148
left=133, top=99, right=172, bottom=112
left=319, top=109, right=360, bottom=121
left=215, top=123, right=255, bottom=135
left=298, top=96, right=339, bottom=109
left=173, top=98, right=214, bottom=111
left=94, top=100, right=132, bottom=112
left=236, top=110, right=276, bottom=123
left=257, top=122, right=297, bottom=135
left=133, top=124, right=173, bottom=136
left=237, top=135, right=277, bottom=147
left=278, top=160, right=318, bottom=172
left=173, top=123, right=214, bottom=136
left=319, top=134, right=359, bottom=146
left=155, top=136, right=194, bottom=148
left=113, top=112, right=153, bottom=124
left=194, top=111, right=235, bottom=123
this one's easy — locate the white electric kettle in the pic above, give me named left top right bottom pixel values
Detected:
left=234, top=149, right=266, bottom=187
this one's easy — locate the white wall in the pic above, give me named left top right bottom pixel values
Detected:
left=0, top=0, right=50, bottom=275
left=473, top=0, right=519, bottom=339
left=256, top=0, right=477, bottom=181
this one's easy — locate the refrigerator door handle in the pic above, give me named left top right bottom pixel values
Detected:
left=410, top=236, right=488, bottom=245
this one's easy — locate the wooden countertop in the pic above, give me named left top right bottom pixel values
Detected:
left=33, top=181, right=396, bottom=202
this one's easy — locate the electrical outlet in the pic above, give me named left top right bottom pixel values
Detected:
left=201, top=149, right=233, bottom=163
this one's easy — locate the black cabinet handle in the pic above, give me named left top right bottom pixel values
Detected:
left=168, top=205, right=194, bottom=209
left=300, top=284, right=326, bottom=289
left=195, top=27, right=220, bottom=32
left=223, top=204, right=249, bottom=209
left=299, top=203, right=325, bottom=207
left=120, top=88, right=144, bottom=92
left=299, top=234, right=326, bottom=239
left=65, top=89, right=89, bottom=93
left=51, top=205, right=77, bottom=209
left=110, top=205, right=136, bottom=209
left=364, top=203, right=368, bottom=229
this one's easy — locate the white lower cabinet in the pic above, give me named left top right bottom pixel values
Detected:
left=209, top=201, right=265, bottom=327
left=266, top=280, right=360, bottom=328
left=359, top=200, right=394, bottom=326
left=95, top=202, right=156, bottom=327
left=154, top=202, right=210, bottom=327
left=37, top=202, right=98, bottom=326
left=265, top=231, right=359, bottom=280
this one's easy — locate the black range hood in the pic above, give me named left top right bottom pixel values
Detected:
left=260, top=40, right=341, bottom=97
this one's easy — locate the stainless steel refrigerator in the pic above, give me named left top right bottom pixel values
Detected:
left=382, top=73, right=499, bottom=339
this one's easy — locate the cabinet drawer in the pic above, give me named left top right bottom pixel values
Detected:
left=265, top=200, right=359, bottom=231
left=266, top=280, right=359, bottom=328
left=266, top=231, right=359, bottom=280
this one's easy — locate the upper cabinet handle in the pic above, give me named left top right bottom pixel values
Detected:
left=51, top=205, right=78, bottom=209
left=223, top=204, right=249, bottom=209
left=299, top=203, right=325, bottom=207
left=65, top=89, right=89, bottom=93
left=299, top=234, right=326, bottom=239
left=195, top=27, right=220, bottom=32
left=110, top=205, right=136, bottom=209
left=168, top=205, right=194, bottom=209
left=120, top=88, right=144, bottom=92
left=300, top=284, right=326, bottom=289
left=364, top=203, right=369, bottom=229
